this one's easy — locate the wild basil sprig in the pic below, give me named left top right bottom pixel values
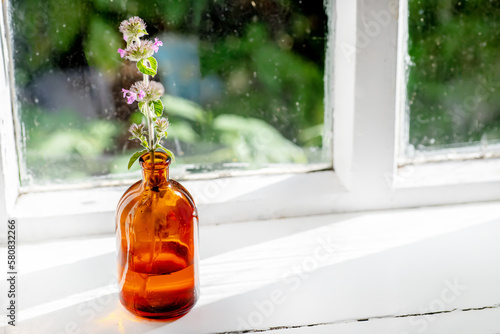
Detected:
left=117, top=16, right=175, bottom=169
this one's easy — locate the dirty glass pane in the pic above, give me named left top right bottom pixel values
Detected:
left=10, top=0, right=329, bottom=188
left=406, top=0, right=500, bottom=157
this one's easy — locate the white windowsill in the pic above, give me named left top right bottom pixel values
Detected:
left=10, top=153, right=500, bottom=245
left=396, top=157, right=500, bottom=188
left=8, top=171, right=342, bottom=242
left=2, top=201, right=500, bottom=333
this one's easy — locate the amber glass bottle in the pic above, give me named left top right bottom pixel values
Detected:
left=116, top=151, right=199, bottom=318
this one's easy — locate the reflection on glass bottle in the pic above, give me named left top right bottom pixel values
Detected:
left=116, top=152, right=199, bottom=318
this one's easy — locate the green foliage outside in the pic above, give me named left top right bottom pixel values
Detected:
left=408, top=0, right=500, bottom=151
left=11, top=0, right=327, bottom=186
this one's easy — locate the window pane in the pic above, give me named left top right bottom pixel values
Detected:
left=406, top=0, right=500, bottom=158
left=10, top=0, right=330, bottom=188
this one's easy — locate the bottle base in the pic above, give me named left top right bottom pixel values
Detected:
left=120, top=296, right=198, bottom=320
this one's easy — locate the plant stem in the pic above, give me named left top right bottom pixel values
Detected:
left=143, top=72, right=155, bottom=164
left=137, top=38, right=155, bottom=164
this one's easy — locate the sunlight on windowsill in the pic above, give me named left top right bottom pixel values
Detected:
left=5, top=202, right=500, bottom=333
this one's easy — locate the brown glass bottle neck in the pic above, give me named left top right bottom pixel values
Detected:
left=142, top=166, right=169, bottom=188
left=139, top=151, right=171, bottom=188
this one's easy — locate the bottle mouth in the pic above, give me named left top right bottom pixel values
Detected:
left=139, top=151, right=171, bottom=170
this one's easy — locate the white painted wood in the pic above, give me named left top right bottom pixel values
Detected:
left=323, top=0, right=335, bottom=167
left=332, top=0, right=356, bottom=190
left=10, top=169, right=500, bottom=243
left=1, top=0, right=500, bottom=244
left=3, top=203, right=500, bottom=333
left=267, top=308, right=500, bottom=334
left=401, top=143, right=500, bottom=165
left=327, top=0, right=500, bottom=212
left=12, top=171, right=341, bottom=242
left=396, top=158, right=500, bottom=188
left=333, top=0, right=403, bottom=194
left=396, top=0, right=410, bottom=163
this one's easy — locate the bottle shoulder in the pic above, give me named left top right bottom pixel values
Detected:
left=117, top=179, right=196, bottom=213
left=116, top=180, right=142, bottom=210
left=170, top=179, right=196, bottom=209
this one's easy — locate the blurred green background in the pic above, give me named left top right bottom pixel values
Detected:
left=408, top=0, right=500, bottom=153
left=15, top=0, right=498, bottom=186
left=11, top=0, right=328, bottom=187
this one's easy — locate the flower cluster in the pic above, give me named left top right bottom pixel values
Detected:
left=117, top=15, right=163, bottom=62
left=119, top=16, right=147, bottom=41
left=129, top=123, right=147, bottom=145
left=154, top=117, right=170, bottom=136
left=130, top=81, right=165, bottom=103
left=117, top=16, right=174, bottom=168
left=121, top=80, right=165, bottom=105
left=117, top=38, right=163, bottom=62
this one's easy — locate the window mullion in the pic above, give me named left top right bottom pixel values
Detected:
left=334, top=0, right=400, bottom=196
left=396, top=0, right=410, bottom=165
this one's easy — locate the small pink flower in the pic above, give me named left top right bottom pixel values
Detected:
left=153, top=38, right=163, bottom=53
left=117, top=48, right=127, bottom=58
left=137, top=90, right=146, bottom=100
left=122, top=88, right=137, bottom=104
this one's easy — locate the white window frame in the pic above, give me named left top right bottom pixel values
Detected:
left=2, top=0, right=500, bottom=243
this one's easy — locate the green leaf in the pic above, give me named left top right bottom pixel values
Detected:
left=147, top=57, right=158, bottom=74
left=152, top=99, right=164, bottom=117
left=137, top=58, right=157, bottom=76
left=128, top=149, right=148, bottom=170
left=138, top=102, right=146, bottom=115
left=156, top=144, right=176, bottom=162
